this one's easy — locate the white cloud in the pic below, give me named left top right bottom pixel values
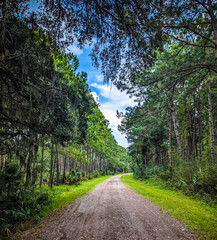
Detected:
left=95, top=75, right=104, bottom=82
left=67, top=39, right=94, bottom=56
left=67, top=45, right=83, bottom=55
left=101, top=109, right=121, bottom=130
left=90, top=91, right=99, bottom=104
left=90, top=83, right=135, bottom=109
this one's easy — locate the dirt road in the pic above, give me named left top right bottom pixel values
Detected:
left=16, top=175, right=196, bottom=240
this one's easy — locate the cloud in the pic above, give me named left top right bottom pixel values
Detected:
left=67, top=40, right=95, bottom=56
left=101, top=109, right=121, bottom=129
left=90, top=91, right=99, bottom=104
left=90, top=83, right=135, bottom=109
left=67, top=45, right=83, bottom=55
left=95, top=75, right=104, bottom=82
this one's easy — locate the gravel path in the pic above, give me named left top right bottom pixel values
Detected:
left=15, top=175, right=196, bottom=240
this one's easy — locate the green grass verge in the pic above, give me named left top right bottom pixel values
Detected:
left=39, top=175, right=112, bottom=217
left=121, top=174, right=217, bottom=240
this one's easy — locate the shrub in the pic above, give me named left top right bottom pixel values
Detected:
left=132, top=161, right=217, bottom=203
left=0, top=162, right=48, bottom=237
left=65, top=169, right=85, bottom=185
left=199, top=165, right=217, bottom=197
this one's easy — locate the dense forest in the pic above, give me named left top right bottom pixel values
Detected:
left=0, top=1, right=130, bottom=236
left=1, top=0, right=217, bottom=238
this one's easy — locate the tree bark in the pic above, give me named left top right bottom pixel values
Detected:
left=19, top=154, right=26, bottom=170
left=32, top=135, right=39, bottom=184
left=185, top=106, right=190, bottom=161
left=62, top=156, right=67, bottom=183
left=40, top=138, right=44, bottom=188
left=207, top=83, right=216, bottom=165
left=99, top=152, right=102, bottom=172
left=168, top=119, right=173, bottom=166
left=198, top=97, right=202, bottom=161
left=26, top=140, right=33, bottom=186
left=56, top=144, right=59, bottom=185
left=171, top=107, right=183, bottom=159
left=49, top=140, right=54, bottom=188
left=208, top=0, right=217, bottom=56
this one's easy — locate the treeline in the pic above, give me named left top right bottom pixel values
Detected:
left=0, top=0, right=129, bottom=184
left=0, top=2, right=130, bottom=236
left=118, top=43, right=217, bottom=201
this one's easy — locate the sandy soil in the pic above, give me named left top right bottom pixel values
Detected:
left=14, top=175, right=196, bottom=240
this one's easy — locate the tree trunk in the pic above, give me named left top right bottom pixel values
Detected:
left=91, top=148, right=94, bottom=172
left=185, top=106, right=189, bottom=161
left=56, top=144, right=59, bottom=186
left=40, top=138, right=44, bottom=188
left=106, top=159, right=108, bottom=175
left=0, top=155, right=6, bottom=168
left=59, top=155, right=62, bottom=174
left=207, top=83, right=216, bottom=165
left=168, top=119, right=173, bottom=166
left=208, top=1, right=217, bottom=56
left=171, top=107, right=183, bottom=159
left=192, top=97, right=196, bottom=161
left=26, top=141, right=33, bottom=186
left=49, top=140, right=54, bottom=188
left=99, top=153, right=102, bottom=172
left=198, top=98, right=202, bottom=161
left=32, top=136, right=39, bottom=184
left=62, top=156, right=67, bottom=183
left=19, top=154, right=26, bottom=170
left=86, top=147, right=89, bottom=174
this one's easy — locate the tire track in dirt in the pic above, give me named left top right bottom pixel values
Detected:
left=14, top=175, right=196, bottom=240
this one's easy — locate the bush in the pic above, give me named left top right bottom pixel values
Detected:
left=65, top=169, right=85, bottom=185
left=132, top=161, right=217, bottom=203
left=0, top=162, right=48, bottom=237
left=199, top=165, right=217, bottom=197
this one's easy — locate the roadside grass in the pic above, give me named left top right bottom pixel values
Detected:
left=121, top=174, right=217, bottom=240
left=39, top=175, right=112, bottom=217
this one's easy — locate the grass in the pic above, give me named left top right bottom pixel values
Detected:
left=121, top=174, right=217, bottom=240
left=38, top=175, right=112, bottom=217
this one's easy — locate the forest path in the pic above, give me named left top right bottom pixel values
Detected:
left=16, top=175, right=196, bottom=240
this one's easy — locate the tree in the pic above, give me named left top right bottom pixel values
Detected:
left=37, top=0, right=217, bottom=85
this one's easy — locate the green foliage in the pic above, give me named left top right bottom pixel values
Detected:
left=118, top=42, right=217, bottom=202
left=199, top=165, right=217, bottom=197
left=136, top=162, right=217, bottom=204
left=0, top=162, right=48, bottom=237
left=66, top=169, right=84, bottom=185
left=173, top=164, right=217, bottom=202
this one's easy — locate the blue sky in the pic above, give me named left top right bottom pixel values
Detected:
left=29, top=0, right=135, bottom=148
